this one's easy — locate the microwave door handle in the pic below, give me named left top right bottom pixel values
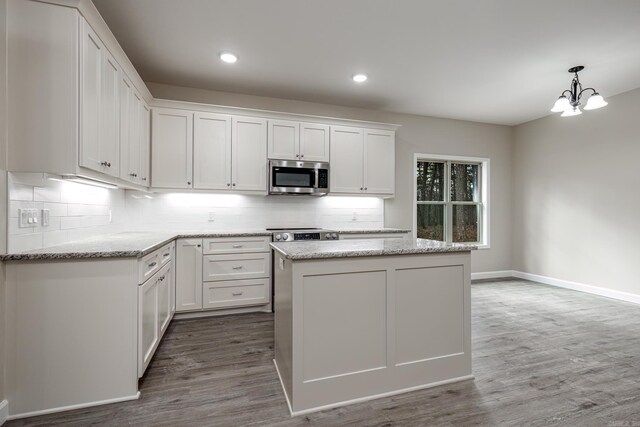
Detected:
left=314, top=169, right=319, bottom=189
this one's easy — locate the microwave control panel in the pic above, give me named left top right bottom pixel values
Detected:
left=318, top=169, right=329, bottom=188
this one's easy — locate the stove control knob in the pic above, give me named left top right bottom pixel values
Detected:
left=282, top=233, right=290, bottom=241
left=332, top=233, right=339, bottom=239
left=275, top=234, right=282, bottom=241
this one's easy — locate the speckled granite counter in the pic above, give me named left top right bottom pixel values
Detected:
left=271, top=238, right=476, bottom=260
left=335, top=228, right=411, bottom=234
left=0, top=230, right=272, bottom=261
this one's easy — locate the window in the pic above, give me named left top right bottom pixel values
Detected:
left=414, top=154, right=489, bottom=246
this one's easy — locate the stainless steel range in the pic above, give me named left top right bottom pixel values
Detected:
left=267, top=227, right=339, bottom=242
left=267, top=228, right=339, bottom=312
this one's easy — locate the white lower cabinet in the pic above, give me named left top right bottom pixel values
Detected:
left=175, top=236, right=271, bottom=314
left=138, top=243, right=175, bottom=378
left=175, top=238, right=204, bottom=312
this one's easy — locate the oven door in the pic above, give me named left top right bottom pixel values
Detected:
left=269, top=160, right=328, bottom=195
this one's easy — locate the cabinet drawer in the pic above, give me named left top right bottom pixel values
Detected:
left=139, top=252, right=161, bottom=284
left=203, top=253, right=270, bottom=281
left=202, top=236, right=270, bottom=255
left=202, top=278, right=270, bottom=309
left=159, top=242, right=174, bottom=267
left=138, top=241, right=175, bottom=284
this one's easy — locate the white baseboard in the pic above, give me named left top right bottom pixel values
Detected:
left=6, top=392, right=140, bottom=421
left=512, top=270, right=640, bottom=305
left=0, top=400, right=8, bottom=426
left=471, top=270, right=513, bottom=281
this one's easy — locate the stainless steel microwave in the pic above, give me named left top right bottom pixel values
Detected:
left=269, top=160, right=329, bottom=196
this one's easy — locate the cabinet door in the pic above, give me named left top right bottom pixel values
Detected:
left=232, top=116, right=267, bottom=192
left=125, top=89, right=142, bottom=184
left=152, top=108, right=194, bottom=189
left=158, top=267, right=172, bottom=334
left=138, top=276, right=159, bottom=377
left=138, top=102, right=151, bottom=185
left=98, top=50, right=120, bottom=177
left=79, top=21, right=102, bottom=173
left=300, top=123, right=330, bottom=162
left=330, top=126, right=364, bottom=194
left=119, top=76, right=134, bottom=182
left=267, top=119, right=299, bottom=160
left=175, top=239, right=203, bottom=312
left=193, top=112, right=232, bottom=190
left=364, top=129, right=395, bottom=195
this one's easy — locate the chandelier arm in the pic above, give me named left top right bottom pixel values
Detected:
left=578, top=87, right=597, bottom=99
left=561, top=89, right=573, bottom=98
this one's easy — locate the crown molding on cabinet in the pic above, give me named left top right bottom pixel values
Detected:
left=150, top=99, right=401, bottom=132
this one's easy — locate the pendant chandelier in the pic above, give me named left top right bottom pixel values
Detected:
left=550, top=66, right=607, bottom=117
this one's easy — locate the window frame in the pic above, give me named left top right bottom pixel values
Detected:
left=413, top=153, right=490, bottom=248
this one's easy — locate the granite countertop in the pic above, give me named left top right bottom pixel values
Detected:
left=335, top=228, right=411, bottom=234
left=270, top=238, right=476, bottom=260
left=0, top=230, right=272, bottom=261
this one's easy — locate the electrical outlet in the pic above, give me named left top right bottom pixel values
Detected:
left=352, top=212, right=358, bottom=221
left=41, top=209, right=50, bottom=227
left=208, top=211, right=215, bottom=222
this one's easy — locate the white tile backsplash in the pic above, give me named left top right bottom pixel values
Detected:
left=7, top=172, right=386, bottom=252
left=7, top=173, right=125, bottom=252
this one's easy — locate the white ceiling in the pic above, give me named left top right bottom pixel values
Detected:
left=92, top=0, right=640, bottom=125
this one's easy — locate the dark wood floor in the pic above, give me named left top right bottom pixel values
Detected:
left=7, top=279, right=640, bottom=426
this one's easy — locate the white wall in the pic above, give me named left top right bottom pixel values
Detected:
left=513, top=88, right=640, bottom=296
left=149, top=82, right=514, bottom=273
left=6, top=173, right=126, bottom=252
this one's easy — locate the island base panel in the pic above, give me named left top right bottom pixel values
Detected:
left=273, top=252, right=472, bottom=415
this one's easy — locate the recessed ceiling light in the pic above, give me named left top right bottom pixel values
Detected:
left=352, top=73, right=368, bottom=83
left=219, top=52, right=238, bottom=64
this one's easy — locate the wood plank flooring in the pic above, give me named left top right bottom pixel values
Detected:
left=7, top=279, right=640, bottom=426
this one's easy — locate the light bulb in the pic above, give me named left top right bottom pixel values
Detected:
left=584, top=93, right=608, bottom=110
left=550, top=96, right=570, bottom=113
left=352, top=74, right=368, bottom=83
left=219, top=52, right=238, bottom=64
left=561, top=106, right=582, bottom=117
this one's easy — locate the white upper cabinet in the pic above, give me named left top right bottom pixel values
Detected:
left=120, top=77, right=150, bottom=186
left=193, top=112, right=232, bottom=190
left=79, top=21, right=119, bottom=177
left=364, top=129, right=395, bottom=195
left=268, top=120, right=299, bottom=160
left=330, top=126, right=364, bottom=193
left=232, top=116, right=267, bottom=191
left=330, top=126, right=395, bottom=196
left=300, top=123, right=330, bottom=162
left=139, top=103, right=151, bottom=185
left=268, top=120, right=329, bottom=162
left=151, top=108, right=194, bottom=189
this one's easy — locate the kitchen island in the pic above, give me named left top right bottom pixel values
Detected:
left=270, top=238, right=476, bottom=415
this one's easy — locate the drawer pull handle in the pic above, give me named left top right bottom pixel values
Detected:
left=163, top=253, right=170, bottom=257
left=232, top=266, right=243, bottom=270
left=232, top=245, right=243, bottom=248
left=148, top=262, right=157, bottom=268
left=232, top=292, right=243, bottom=296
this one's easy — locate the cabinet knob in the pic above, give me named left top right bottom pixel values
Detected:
left=232, top=183, right=236, bottom=187
left=142, top=177, right=147, bottom=181
left=364, top=187, right=367, bottom=191
left=360, top=187, right=363, bottom=191
left=187, top=181, right=191, bottom=185
left=129, top=173, right=137, bottom=177
left=227, top=183, right=231, bottom=187
left=197, top=244, right=201, bottom=247
left=300, top=155, right=304, bottom=158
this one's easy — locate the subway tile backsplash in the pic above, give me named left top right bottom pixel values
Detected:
left=7, top=173, right=125, bottom=252
left=7, top=173, right=385, bottom=252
